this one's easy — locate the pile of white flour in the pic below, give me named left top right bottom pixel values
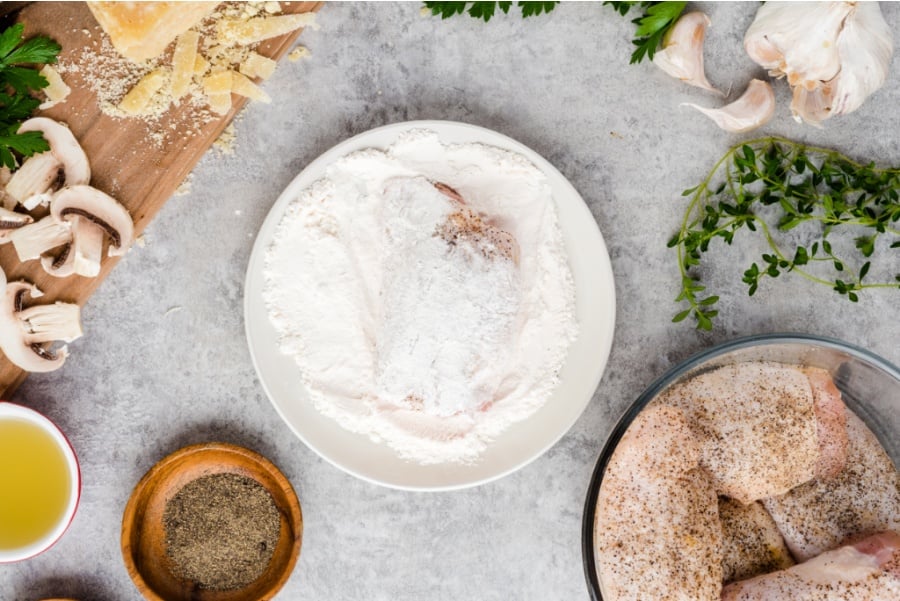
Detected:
left=263, top=131, right=577, bottom=464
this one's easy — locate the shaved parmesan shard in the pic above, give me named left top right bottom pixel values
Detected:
left=217, top=13, right=318, bottom=46
left=171, top=30, right=200, bottom=100
left=194, top=54, right=210, bottom=77
left=203, top=71, right=233, bottom=116
left=231, top=71, right=270, bottom=103
left=39, top=65, right=71, bottom=110
left=118, top=68, right=168, bottom=116
left=240, top=52, right=277, bottom=80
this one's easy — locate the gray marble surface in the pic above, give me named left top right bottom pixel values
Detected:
left=5, top=2, right=900, bottom=600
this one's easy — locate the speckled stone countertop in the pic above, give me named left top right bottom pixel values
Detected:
left=5, top=2, right=900, bottom=600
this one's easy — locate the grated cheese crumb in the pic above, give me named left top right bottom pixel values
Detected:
left=287, top=46, right=310, bottom=61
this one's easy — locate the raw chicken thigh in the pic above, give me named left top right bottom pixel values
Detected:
left=718, top=497, right=794, bottom=583
left=722, top=531, right=900, bottom=601
left=595, top=405, right=723, bottom=601
left=763, top=409, right=900, bottom=561
left=656, top=362, right=848, bottom=503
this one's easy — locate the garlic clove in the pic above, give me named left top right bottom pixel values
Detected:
left=685, top=79, right=775, bottom=133
left=744, top=1, right=893, bottom=125
left=830, top=1, right=893, bottom=117
left=653, top=11, right=721, bottom=94
left=791, top=83, right=833, bottom=127
left=744, top=2, right=849, bottom=84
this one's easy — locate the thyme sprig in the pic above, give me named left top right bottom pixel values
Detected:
left=669, top=137, right=900, bottom=330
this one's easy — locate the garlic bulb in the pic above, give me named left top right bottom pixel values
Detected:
left=685, top=79, right=775, bottom=133
left=653, top=11, right=721, bottom=94
left=744, top=1, right=893, bottom=125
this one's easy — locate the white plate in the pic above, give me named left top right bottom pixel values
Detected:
left=244, top=120, right=616, bottom=491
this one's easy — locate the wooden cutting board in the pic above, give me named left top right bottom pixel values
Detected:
left=0, top=1, right=321, bottom=395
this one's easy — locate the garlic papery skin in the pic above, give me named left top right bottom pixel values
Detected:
left=685, top=79, right=775, bottom=133
left=744, top=2, right=893, bottom=125
left=653, top=11, right=721, bottom=94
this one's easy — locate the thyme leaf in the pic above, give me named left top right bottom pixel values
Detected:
left=671, top=137, right=900, bottom=330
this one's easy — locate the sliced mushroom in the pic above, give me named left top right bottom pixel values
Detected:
left=6, top=118, right=90, bottom=210
left=0, top=206, right=34, bottom=243
left=40, top=241, right=76, bottom=278
left=0, top=275, right=82, bottom=372
left=51, top=185, right=134, bottom=259
left=71, top=215, right=104, bottom=277
left=8, top=216, right=72, bottom=262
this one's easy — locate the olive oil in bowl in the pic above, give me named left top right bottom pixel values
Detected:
left=0, top=403, right=79, bottom=561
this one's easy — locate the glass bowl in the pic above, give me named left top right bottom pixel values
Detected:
left=581, top=333, right=900, bottom=601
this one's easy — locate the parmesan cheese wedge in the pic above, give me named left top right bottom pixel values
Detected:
left=239, top=52, right=277, bottom=80
left=203, top=71, right=233, bottom=116
left=119, top=68, right=168, bottom=116
left=171, top=31, right=200, bottom=100
left=231, top=71, right=271, bottom=103
left=217, top=13, right=317, bottom=46
left=86, top=1, right=218, bottom=62
left=39, top=65, right=71, bottom=110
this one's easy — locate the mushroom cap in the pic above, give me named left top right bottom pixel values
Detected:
left=18, top=117, right=90, bottom=186
left=0, top=281, right=67, bottom=372
left=51, top=185, right=134, bottom=257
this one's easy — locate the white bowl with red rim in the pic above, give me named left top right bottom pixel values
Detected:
left=0, top=401, right=81, bottom=562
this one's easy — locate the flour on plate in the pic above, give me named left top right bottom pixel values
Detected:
left=263, top=131, right=577, bottom=464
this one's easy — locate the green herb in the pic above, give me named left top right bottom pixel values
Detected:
left=0, top=24, right=61, bottom=169
left=604, top=1, right=687, bottom=63
left=424, top=1, right=558, bottom=22
left=670, top=137, right=900, bottom=330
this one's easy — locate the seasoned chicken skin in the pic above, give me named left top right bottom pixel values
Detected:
left=718, top=497, right=794, bottom=583
left=595, top=405, right=723, bottom=601
left=763, top=409, right=900, bottom=561
left=721, top=531, right=900, bottom=601
left=655, top=362, right=848, bottom=504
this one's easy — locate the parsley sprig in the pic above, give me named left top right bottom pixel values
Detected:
left=604, top=1, right=687, bottom=63
left=670, top=138, right=900, bottom=330
left=424, top=2, right=558, bottom=22
left=0, top=24, right=61, bottom=169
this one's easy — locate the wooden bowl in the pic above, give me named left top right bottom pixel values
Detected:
left=121, top=442, right=302, bottom=601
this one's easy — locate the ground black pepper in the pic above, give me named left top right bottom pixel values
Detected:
left=163, top=472, right=281, bottom=591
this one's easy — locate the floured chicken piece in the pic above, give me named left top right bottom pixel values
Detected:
left=719, top=497, right=795, bottom=583
left=655, top=362, right=849, bottom=504
left=375, top=177, right=521, bottom=417
left=722, top=531, right=900, bottom=601
left=434, top=182, right=520, bottom=264
left=763, top=409, right=900, bottom=561
left=595, top=405, right=723, bottom=601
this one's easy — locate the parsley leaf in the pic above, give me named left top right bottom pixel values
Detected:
left=424, top=1, right=557, bottom=22
left=603, top=1, right=687, bottom=64
left=520, top=1, right=558, bottom=18
left=0, top=24, right=62, bottom=169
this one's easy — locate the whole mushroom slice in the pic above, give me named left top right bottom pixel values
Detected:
left=0, top=274, right=82, bottom=372
left=6, top=117, right=90, bottom=210
left=50, top=185, right=134, bottom=277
